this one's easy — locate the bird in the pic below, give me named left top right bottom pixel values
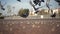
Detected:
left=33, top=0, right=44, bottom=6
left=17, top=0, right=21, bottom=2
left=46, top=3, right=50, bottom=9
left=51, top=13, right=56, bottom=18
left=1, top=7, right=5, bottom=10
left=41, top=0, right=44, bottom=2
left=0, top=1, right=5, bottom=10
left=55, top=0, right=60, bottom=5
left=33, top=0, right=38, bottom=5
left=1, top=5, right=5, bottom=10
left=30, top=0, right=43, bottom=13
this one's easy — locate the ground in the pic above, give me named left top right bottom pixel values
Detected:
left=0, top=19, right=60, bottom=34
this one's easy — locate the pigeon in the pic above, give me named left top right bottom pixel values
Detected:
left=41, top=0, right=44, bottom=2
left=30, top=1, right=40, bottom=13
left=51, top=13, right=56, bottom=18
left=55, top=0, right=60, bottom=5
left=33, top=0, right=44, bottom=6
left=1, top=7, right=5, bottom=10
left=1, top=5, right=5, bottom=10
left=17, top=0, right=21, bottom=2
left=0, top=1, right=5, bottom=10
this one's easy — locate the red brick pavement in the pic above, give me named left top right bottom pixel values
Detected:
left=0, top=19, right=60, bottom=34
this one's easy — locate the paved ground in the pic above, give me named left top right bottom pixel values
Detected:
left=4, top=15, right=60, bottom=19
left=0, top=19, right=60, bottom=34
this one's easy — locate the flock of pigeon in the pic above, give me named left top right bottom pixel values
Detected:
left=0, top=0, right=60, bottom=12
left=0, top=0, right=60, bottom=18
